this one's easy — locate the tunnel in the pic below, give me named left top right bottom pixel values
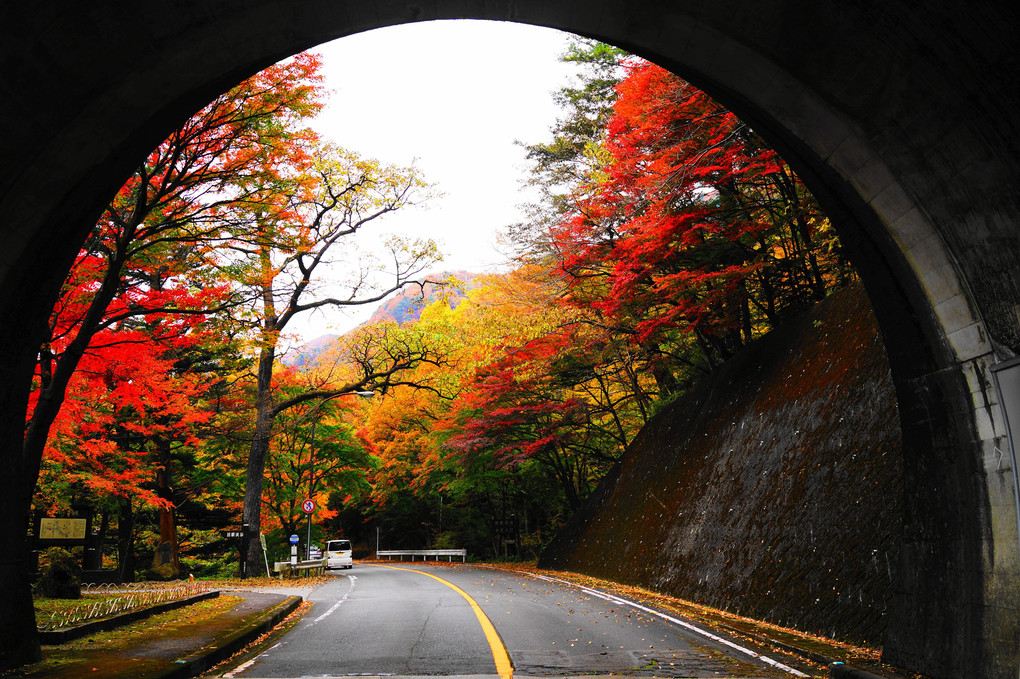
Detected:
left=0, top=2, right=1018, bottom=677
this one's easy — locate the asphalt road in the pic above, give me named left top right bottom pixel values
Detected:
left=227, top=563, right=804, bottom=678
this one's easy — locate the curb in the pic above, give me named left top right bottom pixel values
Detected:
left=830, top=664, right=887, bottom=679
left=39, top=591, right=220, bottom=645
left=712, top=621, right=834, bottom=666
left=157, top=594, right=302, bottom=679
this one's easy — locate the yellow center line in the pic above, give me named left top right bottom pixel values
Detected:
left=370, top=563, right=513, bottom=679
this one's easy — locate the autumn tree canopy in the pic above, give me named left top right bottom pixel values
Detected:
left=25, top=39, right=854, bottom=592
left=351, top=41, right=854, bottom=556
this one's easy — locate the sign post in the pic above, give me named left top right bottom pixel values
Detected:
left=238, top=523, right=249, bottom=578
left=302, top=499, right=315, bottom=560
left=289, top=533, right=299, bottom=565
left=260, top=532, right=270, bottom=577
left=494, top=515, right=518, bottom=559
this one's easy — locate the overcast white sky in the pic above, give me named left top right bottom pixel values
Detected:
left=290, top=20, right=578, bottom=342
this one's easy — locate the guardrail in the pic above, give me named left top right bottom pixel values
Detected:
left=376, top=549, right=467, bottom=562
left=273, top=558, right=327, bottom=578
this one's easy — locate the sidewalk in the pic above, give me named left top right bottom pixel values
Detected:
left=21, top=590, right=302, bottom=679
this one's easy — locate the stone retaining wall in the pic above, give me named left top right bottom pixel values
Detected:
left=540, top=284, right=902, bottom=646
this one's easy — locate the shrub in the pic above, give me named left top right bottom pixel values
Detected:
left=35, top=548, right=82, bottom=599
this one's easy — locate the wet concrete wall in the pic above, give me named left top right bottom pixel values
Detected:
left=540, top=284, right=902, bottom=646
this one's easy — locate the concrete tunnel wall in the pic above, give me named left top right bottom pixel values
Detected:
left=0, top=2, right=1017, bottom=677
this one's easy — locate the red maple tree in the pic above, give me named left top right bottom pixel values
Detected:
left=551, top=59, right=845, bottom=377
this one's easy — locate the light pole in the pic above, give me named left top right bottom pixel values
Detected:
left=304, top=390, right=374, bottom=560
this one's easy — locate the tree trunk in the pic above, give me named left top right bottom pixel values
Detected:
left=242, top=240, right=285, bottom=577
left=152, top=441, right=180, bottom=577
left=649, top=353, right=680, bottom=396
left=117, top=499, right=136, bottom=582
left=242, top=344, right=276, bottom=576
left=22, top=229, right=135, bottom=496
left=86, top=511, right=110, bottom=571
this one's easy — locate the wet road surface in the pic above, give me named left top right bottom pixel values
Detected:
left=228, top=562, right=805, bottom=678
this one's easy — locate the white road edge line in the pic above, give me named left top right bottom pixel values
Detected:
left=524, top=572, right=808, bottom=677
left=224, top=574, right=357, bottom=677
left=223, top=642, right=281, bottom=677
left=314, top=574, right=357, bottom=624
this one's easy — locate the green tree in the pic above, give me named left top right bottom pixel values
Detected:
left=262, top=378, right=378, bottom=546
left=509, top=39, right=626, bottom=262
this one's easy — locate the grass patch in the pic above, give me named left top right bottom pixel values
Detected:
left=61, top=595, right=238, bottom=650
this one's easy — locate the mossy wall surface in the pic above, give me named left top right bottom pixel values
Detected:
left=540, top=284, right=902, bottom=646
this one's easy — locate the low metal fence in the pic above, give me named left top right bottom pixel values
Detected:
left=36, top=580, right=211, bottom=631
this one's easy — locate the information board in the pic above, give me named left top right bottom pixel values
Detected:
left=38, top=517, right=87, bottom=543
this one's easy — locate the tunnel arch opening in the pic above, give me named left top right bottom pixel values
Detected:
left=1, top=5, right=1017, bottom=678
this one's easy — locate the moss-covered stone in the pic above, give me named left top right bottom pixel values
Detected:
left=35, top=548, right=82, bottom=599
left=146, top=562, right=180, bottom=581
